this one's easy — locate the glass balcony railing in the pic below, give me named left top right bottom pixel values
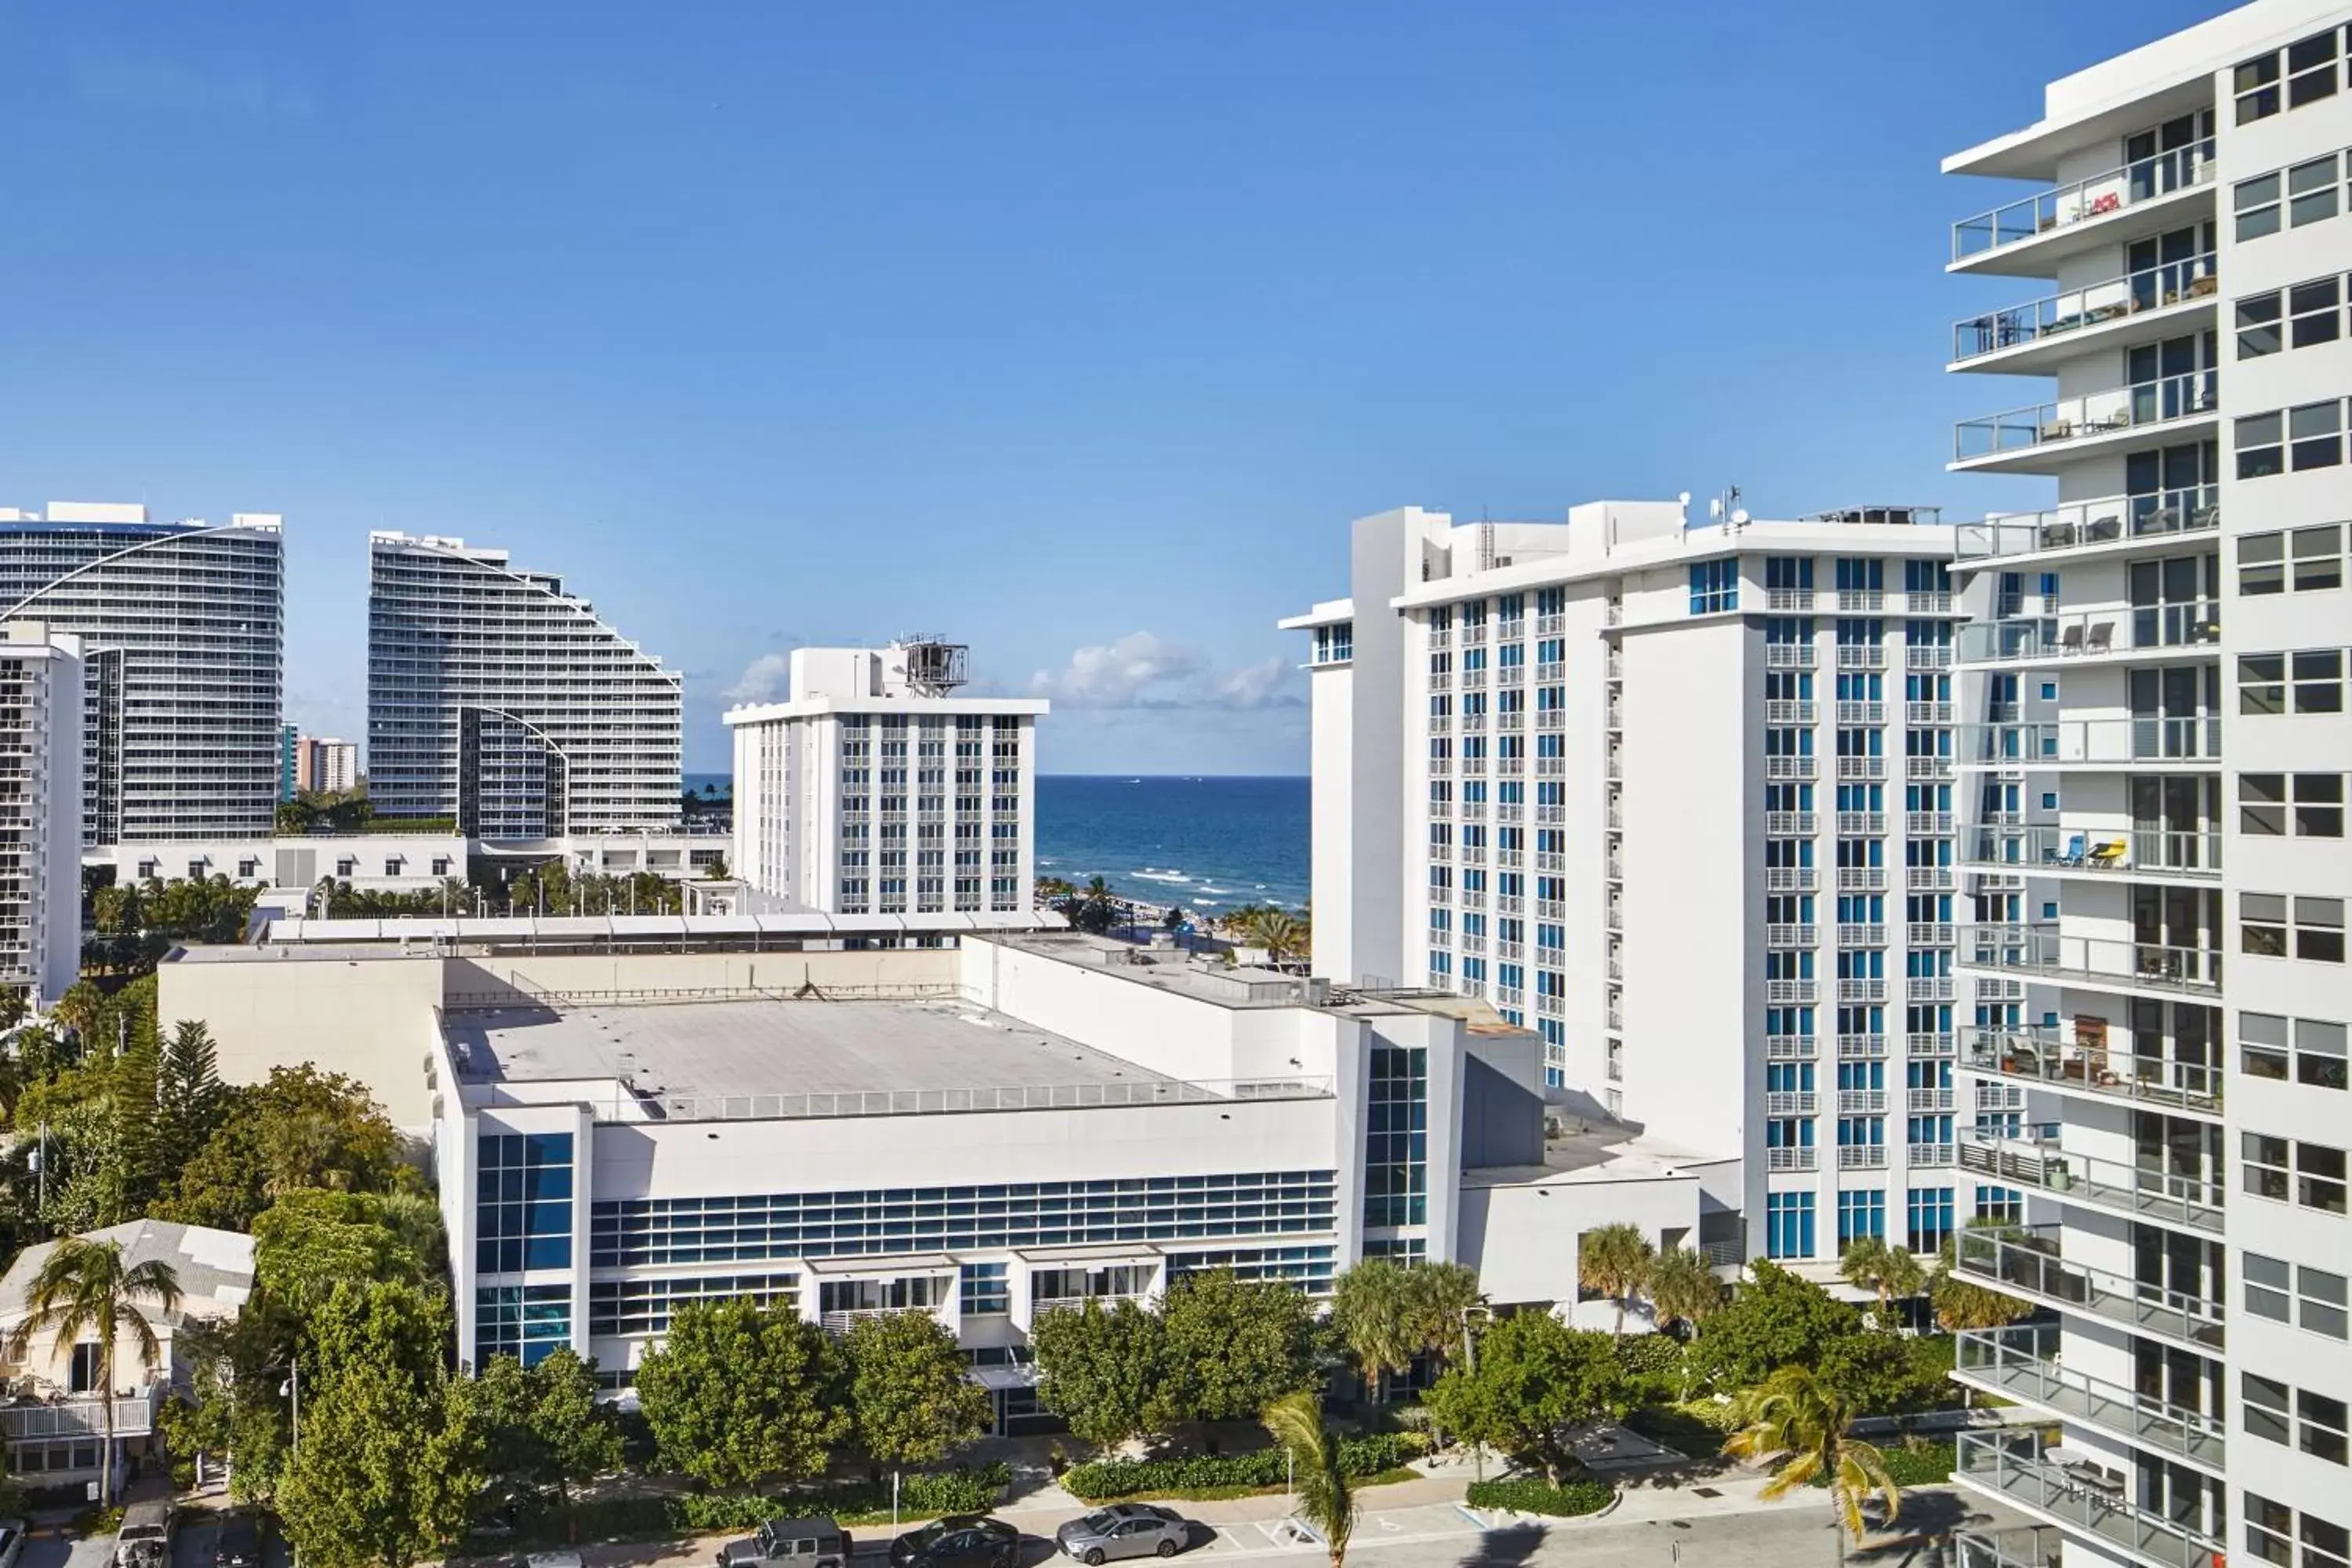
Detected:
left=1955, top=1526, right=2063, bottom=1568
left=1957, top=825, right=2223, bottom=878
left=1955, top=608, right=2222, bottom=664
left=1954, top=252, right=2219, bottom=361
left=1955, top=1324, right=2227, bottom=1468
left=1960, top=1025, right=2225, bottom=1116
left=1958, top=1129, right=2225, bottom=1233
left=1955, top=371, right=2218, bottom=462
left=1955, top=1431, right=2224, bottom=1568
left=1956, top=717, right=2223, bottom=767
left=1951, top=139, right=2216, bottom=261
left=1955, top=487, right=2220, bottom=560
left=1958, top=924, right=2222, bottom=993
left=1954, top=1223, right=2224, bottom=1351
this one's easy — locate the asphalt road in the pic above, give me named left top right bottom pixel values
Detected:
left=23, top=1512, right=290, bottom=1568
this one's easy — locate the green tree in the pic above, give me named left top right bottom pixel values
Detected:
left=1424, top=1311, right=1625, bottom=1482
left=1929, top=1229, right=2033, bottom=1332
left=1262, top=1392, right=1355, bottom=1568
left=1724, top=1365, right=1900, bottom=1567
left=1687, top=1260, right=1865, bottom=1396
left=1030, top=1299, right=1169, bottom=1449
left=154, top=1020, right=227, bottom=1174
left=1156, top=1269, right=1319, bottom=1424
left=276, top=1348, right=485, bottom=1568
left=634, top=1299, right=848, bottom=1490
left=845, top=1310, right=993, bottom=1475
left=1645, top=1247, right=1724, bottom=1336
left=1399, top=1261, right=1484, bottom=1370
left=162, top=1065, right=408, bottom=1231
left=157, top=1306, right=297, bottom=1504
left=252, top=1189, right=441, bottom=1308
left=4, top=1237, right=183, bottom=1504
left=1577, top=1223, right=1656, bottom=1336
left=1330, top=1258, right=1417, bottom=1403
left=1837, top=1236, right=1926, bottom=1321
left=477, top=1349, right=622, bottom=1505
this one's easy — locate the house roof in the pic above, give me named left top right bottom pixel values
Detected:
left=0, top=1219, right=255, bottom=1329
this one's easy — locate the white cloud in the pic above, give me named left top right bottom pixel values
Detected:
left=1029, top=633, right=1300, bottom=711
left=723, top=652, right=792, bottom=704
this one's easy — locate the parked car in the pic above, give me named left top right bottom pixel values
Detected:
left=716, top=1516, right=855, bottom=1568
left=1055, top=1505, right=1190, bottom=1564
left=888, top=1515, right=1022, bottom=1568
left=114, top=1502, right=177, bottom=1568
left=0, top=1515, right=27, bottom=1568
left=212, top=1509, right=262, bottom=1568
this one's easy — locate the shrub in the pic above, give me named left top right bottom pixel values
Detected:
left=485, top=1465, right=1013, bottom=1548
left=1466, top=1475, right=1613, bottom=1517
left=1610, top=1334, right=1687, bottom=1400
left=1063, top=1435, right=1422, bottom=1501
left=1803, top=1439, right=1955, bottom=1489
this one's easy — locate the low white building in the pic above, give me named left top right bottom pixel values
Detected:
left=726, top=641, right=1047, bottom=920
left=0, top=623, right=83, bottom=1006
left=92, top=833, right=471, bottom=898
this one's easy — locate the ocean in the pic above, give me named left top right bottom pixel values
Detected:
left=683, top=771, right=1311, bottom=914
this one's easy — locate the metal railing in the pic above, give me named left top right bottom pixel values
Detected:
left=1958, top=1129, right=2224, bottom=1233
left=1954, top=252, right=2219, bottom=361
left=1954, top=1324, right=2226, bottom=1470
left=1957, top=609, right=2222, bottom=665
left=1951, top=138, right=2216, bottom=261
left=595, top=1075, right=1335, bottom=1123
left=1955, top=371, right=2218, bottom=462
left=1766, top=1147, right=1817, bottom=1171
left=1956, top=1526, right=2063, bottom=1568
left=1959, top=925, right=2221, bottom=993
left=1955, top=487, right=2220, bottom=559
left=1957, top=717, right=2223, bottom=767
left=1958, top=826, right=2221, bottom=877
left=1961, top=1025, right=2222, bottom=1115
left=0, top=1386, right=162, bottom=1439
left=1954, top=1223, right=2223, bottom=1350
left=1839, top=1145, right=1889, bottom=1170
left=1955, top=1431, right=2223, bottom=1568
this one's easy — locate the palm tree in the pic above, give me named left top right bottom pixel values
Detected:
left=1929, top=1229, right=2032, bottom=1331
left=1725, top=1364, right=1900, bottom=1566
left=1838, top=1236, right=1927, bottom=1321
left=1400, top=1261, right=1483, bottom=1368
left=1262, top=1391, right=1356, bottom=1568
left=6, top=1238, right=183, bottom=1506
left=1646, top=1246, right=1724, bottom=1335
left=1577, top=1223, right=1656, bottom=1336
left=1330, top=1260, right=1417, bottom=1405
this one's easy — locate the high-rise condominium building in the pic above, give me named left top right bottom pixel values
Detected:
left=1939, top=4, right=2352, bottom=1567
left=1285, top=502, right=1988, bottom=1263
left=0, top=625, right=85, bottom=1006
left=292, top=735, right=359, bottom=794
left=278, top=723, right=299, bottom=803
left=726, top=641, right=1047, bottom=916
left=368, top=532, right=683, bottom=840
left=0, top=503, right=284, bottom=844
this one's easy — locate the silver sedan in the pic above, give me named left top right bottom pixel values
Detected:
left=1054, top=1506, right=1190, bottom=1565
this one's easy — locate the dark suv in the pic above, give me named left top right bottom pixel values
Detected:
left=213, top=1511, right=263, bottom=1568
left=716, top=1516, right=855, bottom=1568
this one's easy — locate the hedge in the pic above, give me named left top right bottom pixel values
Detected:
left=470, top=1465, right=1011, bottom=1550
left=1806, top=1439, right=1955, bottom=1488
left=1466, top=1476, right=1614, bottom=1518
left=1063, top=1435, right=1423, bottom=1502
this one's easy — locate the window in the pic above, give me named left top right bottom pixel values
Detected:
left=1836, top=1189, right=1884, bottom=1244
left=2247, top=1132, right=2293, bottom=1200
left=2248, top=1253, right=2350, bottom=1339
left=2307, top=1390, right=2352, bottom=1464
left=2244, top=649, right=2347, bottom=713
left=2241, top=524, right=2347, bottom=593
left=475, top=1283, right=572, bottom=1369
left=2246, top=1133, right=2350, bottom=1212
left=237, top=858, right=260, bottom=879
left=2239, top=171, right=2277, bottom=239
left=2237, top=48, right=2284, bottom=121
left=2241, top=289, right=2285, bottom=356
left=476, top=1132, right=575, bottom=1274
left=2244, top=894, right=2347, bottom=962
left=1906, top=1186, right=1954, bottom=1252
left=2288, top=27, right=2343, bottom=106
left=2247, top=1494, right=2351, bottom=1568
left=588, top=1273, right=798, bottom=1338
left=2239, top=412, right=2285, bottom=477
left=2305, top=1142, right=2350, bottom=1212
left=1363, top=1047, right=1428, bottom=1229
left=2294, top=277, right=2345, bottom=346
left=1690, top=559, right=1739, bottom=615
left=2252, top=1376, right=2352, bottom=1465
left=2243, top=1011, right=2351, bottom=1090
left=1973, top=1185, right=2022, bottom=1224
left=960, top=1261, right=1011, bottom=1316
left=2241, top=773, right=2347, bottom=836
left=2249, top=1370, right=2294, bottom=1445
left=1765, top=1192, right=1815, bottom=1260
left=2292, top=154, right=2343, bottom=227
left=2293, top=401, right=2347, bottom=470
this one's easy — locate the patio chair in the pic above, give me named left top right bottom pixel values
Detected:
left=2058, top=624, right=2085, bottom=655
left=2057, top=833, right=2088, bottom=867
left=2085, top=622, right=2114, bottom=653
left=2087, top=840, right=2127, bottom=867
left=2087, top=514, right=2124, bottom=541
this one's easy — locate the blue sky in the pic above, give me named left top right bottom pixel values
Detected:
left=0, top=0, right=2227, bottom=774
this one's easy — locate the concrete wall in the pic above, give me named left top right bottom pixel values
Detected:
left=1457, top=1170, right=1700, bottom=1311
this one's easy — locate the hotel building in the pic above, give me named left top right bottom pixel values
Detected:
left=1938, top=4, right=2352, bottom=1568
left=1283, top=503, right=2006, bottom=1267
left=0, top=625, right=85, bottom=1007
left=367, top=532, right=683, bottom=840
left=725, top=641, right=1046, bottom=918
left=0, top=503, right=284, bottom=845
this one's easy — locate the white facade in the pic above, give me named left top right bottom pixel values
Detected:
left=1940, top=5, right=2352, bottom=1568
left=0, top=625, right=85, bottom=1006
left=292, top=735, right=359, bottom=794
left=95, top=835, right=470, bottom=896
left=0, top=502, right=284, bottom=845
left=367, top=532, right=683, bottom=840
left=726, top=643, right=1047, bottom=918
left=1288, top=503, right=1983, bottom=1266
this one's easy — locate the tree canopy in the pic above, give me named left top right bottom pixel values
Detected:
left=633, top=1299, right=849, bottom=1490
left=1031, top=1298, right=1170, bottom=1448
left=1425, top=1310, right=1625, bottom=1482
left=844, top=1310, right=993, bottom=1469
left=1154, top=1269, right=1321, bottom=1423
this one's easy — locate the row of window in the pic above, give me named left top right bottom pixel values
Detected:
left=2243, top=772, right=2347, bottom=837
left=2241, top=524, right=2347, bottom=595
left=2245, top=1494, right=2347, bottom=1568
left=2238, top=273, right=2348, bottom=358
left=476, top=1131, right=575, bottom=1276
left=1762, top=1185, right=2013, bottom=1259
left=2234, top=149, right=2350, bottom=241
left=475, top=1283, right=573, bottom=1369
left=2245, top=1250, right=2350, bottom=1341
left=2241, top=1011, right=2349, bottom=1091
left=585, top=1273, right=800, bottom=1338
left=2234, top=23, right=2349, bottom=122
left=2243, top=1133, right=2348, bottom=1215
left=2245, top=1370, right=2351, bottom=1466
left=2240, top=649, right=2345, bottom=713
left=2238, top=399, right=2350, bottom=478
left=2243, top=894, right=2347, bottom=965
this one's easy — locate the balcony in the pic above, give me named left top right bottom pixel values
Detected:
left=1838, top=866, right=1886, bottom=892
left=1764, top=1091, right=1818, bottom=1116
left=821, top=1302, right=953, bottom=1337
left=1766, top=1147, right=1817, bottom=1172
left=1956, top=486, right=2220, bottom=563
left=1838, top=923, right=1887, bottom=946
left=1766, top=588, right=1815, bottom=611
left=1950, top=139, right=2216, bottom=270
left=1913, top=1143, right=1958, bottom=1166
left=1907, top=1087, right=1955, bottom=1112
left=1838, top=811, right=1886, bottom=836
left=1909, top=1031, right=1956, bottom=1056
left=1955, top=1526, right=2063, bottom=1568
left=1908, top=975, right=1956, bottom=1001
left=1958, top=924, right=2220, bottom=996
left=1767, top=1035, right=1818, bottom=1060
left=1838, top=978, right=1887, bottom=1003
left=1951, top=252, right=2218, bottom=368
left=1954, top=1324, right=2225, bottom=1472
left=1766, top=866, right=1817, bottom=892
left=1837, top=1033, right=1887, bottom=1058
left=1907, top=703, right=1955, bottom=725
left=1953, top=372, right=2217, bottom=473
left=1838, top=1089, right=1888, bottom=1114
left=1836, top=756, right=1887, bottom=782
left=1838, top=590, right=1885, bottom=612
left=1766, top=700, right=1817, bottom=724
left=1766, top=980, right=1814, bottom=1005
left=1958, top=1129, right=2223, bottom=1235
left=1907, top=756, right=1955, bottom=782
left=1954, top=1431, right=2223, bottom=1568
left=1953, top=1223, right=2223, bottom=1351
left=0, top=1385, right=162, bottom=1441
left=1765, top=644, right=1817, bottom=670
left=1960, top=825, right=2222, bottom=881
left=1907, top=866, right=1954, bottom=891
left=1956, top=609, right=2222, bottom=667
left=1962, top=1025, right=2222, bottom=1117
left=1766, top=811, right=1817, bottom=836
left=1836, top=646, right=1887, bottom=670
left=1765, top=756, right=1815, bottom=780
left=1956, top=717, right=2222, bottom=770
left=1908, top=922, right=1956, bottom=946
left=1838, top=1145, right=1889, bottom=1170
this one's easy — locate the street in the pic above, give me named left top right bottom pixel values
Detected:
left=23, top=1509, right=291, bottom=1568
